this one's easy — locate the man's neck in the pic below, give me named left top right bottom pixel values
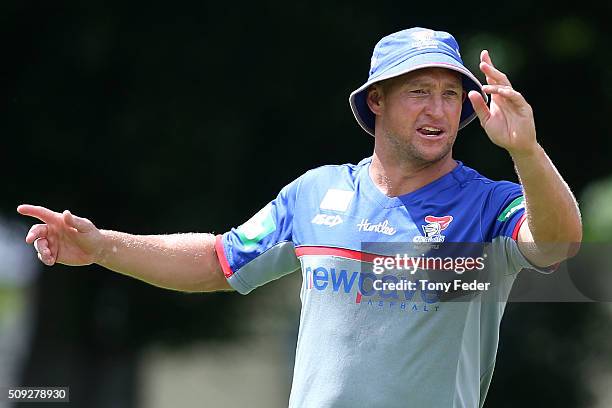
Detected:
left=369, top=151, right=457, bottom=197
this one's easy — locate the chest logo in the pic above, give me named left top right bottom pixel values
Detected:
left=413, top=215, right=453, bottom=242
left=319, top=189, right=354, bottom=212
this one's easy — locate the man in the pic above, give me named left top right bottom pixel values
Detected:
left=18, top=27, right=581, bottom=407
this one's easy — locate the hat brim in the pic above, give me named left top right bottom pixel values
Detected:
left=349, top=52, right=487, bottom=136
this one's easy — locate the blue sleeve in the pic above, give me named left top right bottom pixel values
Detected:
left=482, top=181, right=526, bottom=242
left=215, top=177, right=302, bottom=294
left=482, top=181, right=557, bottom=274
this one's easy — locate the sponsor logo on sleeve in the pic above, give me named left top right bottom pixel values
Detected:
left=497, top=196, right=525, bottom=222
left=236, top=203, right=276, bottom=248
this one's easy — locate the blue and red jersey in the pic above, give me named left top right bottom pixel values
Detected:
left=216, top=157, right=543, bottom=408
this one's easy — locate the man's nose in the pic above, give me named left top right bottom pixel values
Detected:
left=424, top=94, right=444, bottom=118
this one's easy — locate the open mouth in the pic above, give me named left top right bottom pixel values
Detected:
left=417, top=126, right=444, bottom=137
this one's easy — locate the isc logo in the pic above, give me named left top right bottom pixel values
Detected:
left=311, top=214, right=343, bottom=227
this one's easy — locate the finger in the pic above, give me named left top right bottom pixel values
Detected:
left=468, top=90, right=491, bottom=126
left=479, top=50, right=498, bottom=85
left=26, top=224, right=48, bottom=244
left=37, top=250, right=55, bottom=266
left=34, top=237, right=55, bottom=265
left=33, top=237, right=50, bottom=254
left=63, top=210, right=94, bottom=233
left=17, top=204, right=58, bottom=223
left=482, top=85, right=526, bottom=106
left=480, top=61, right=512, bottom=87
left=34, top=238, right=56, bottom=265
left=481, top=50, right=493, bottom=66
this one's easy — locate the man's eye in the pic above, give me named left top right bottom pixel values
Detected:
left=409, top=89, right=426, bottom=95
left=444, top=90, right=459, bottom=96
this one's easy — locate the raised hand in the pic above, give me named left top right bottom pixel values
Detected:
left=468, top=50, right=538, bottom=157
left=17, top=205, right=104, bottom=266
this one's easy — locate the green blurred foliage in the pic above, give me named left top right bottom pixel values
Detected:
left=581, top=177, right=612, bottom=241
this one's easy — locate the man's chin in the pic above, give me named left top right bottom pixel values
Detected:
left=411, top=148, right=453, bottom=166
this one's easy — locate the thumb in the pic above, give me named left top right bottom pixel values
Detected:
left=63, top=210, right=94, bottom=233
left=468, top=90, right=490, bottom=127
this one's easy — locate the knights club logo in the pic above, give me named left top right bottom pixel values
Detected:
left=413, top=215, right=453, bottom=243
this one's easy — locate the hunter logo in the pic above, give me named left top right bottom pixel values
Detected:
left=236, top=203, right=276, bottom=248
left=497, top=196, right=525, bottom=222
left=413, top=215, right=453, bottom=242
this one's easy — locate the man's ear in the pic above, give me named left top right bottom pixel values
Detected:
left=366, top=85, right=384, bottom=115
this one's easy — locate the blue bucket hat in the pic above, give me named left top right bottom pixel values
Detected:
left=349, top=27, right=487, bottom=136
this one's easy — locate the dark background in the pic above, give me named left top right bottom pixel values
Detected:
left=2, top=1, right=611, bottom=407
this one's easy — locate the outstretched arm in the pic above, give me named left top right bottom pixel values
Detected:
left=17, top=204, right=231, bottom=292
left=468, top=50, right=582, bottom=267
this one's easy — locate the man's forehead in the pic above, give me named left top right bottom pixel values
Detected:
left=399, top=67, right=463, bottom=85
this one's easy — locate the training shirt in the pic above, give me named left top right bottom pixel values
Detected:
left=215, top=157, right=545, bottom=408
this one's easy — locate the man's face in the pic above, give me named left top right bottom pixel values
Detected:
left=370, top=67, right=465, bottom=165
